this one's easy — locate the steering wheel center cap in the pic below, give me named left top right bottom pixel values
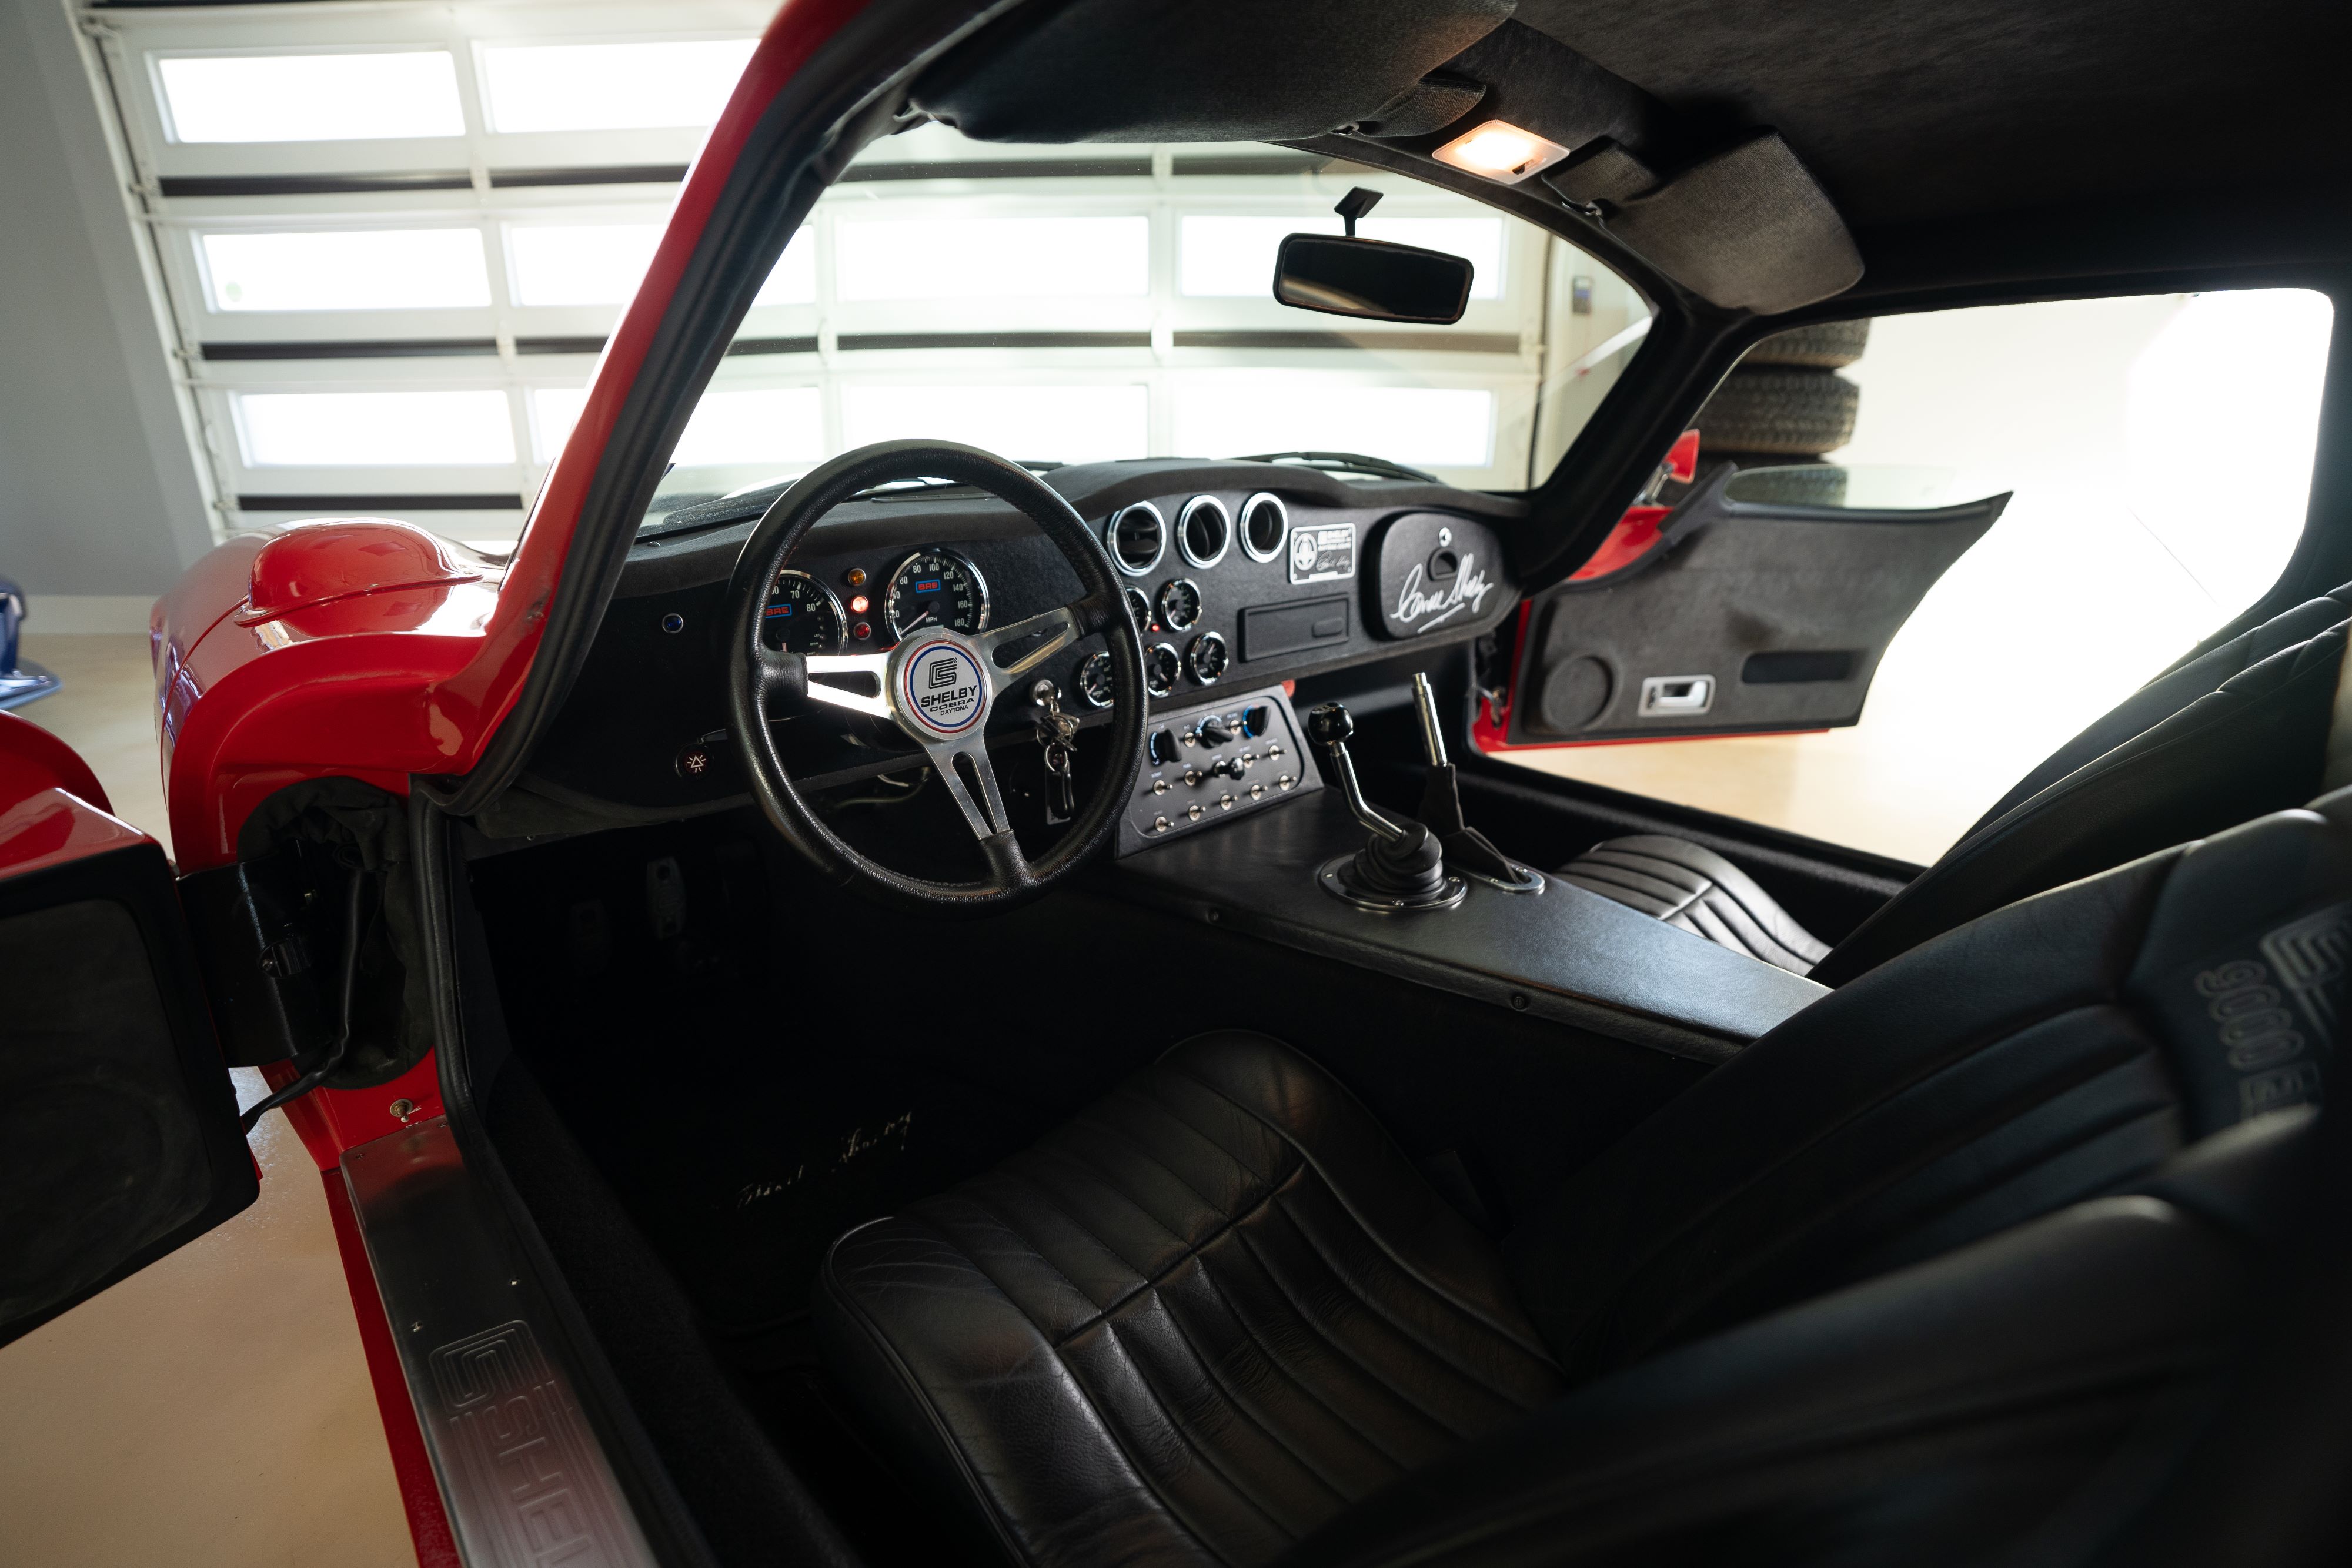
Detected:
left=893, top=635, right=990, bottom=739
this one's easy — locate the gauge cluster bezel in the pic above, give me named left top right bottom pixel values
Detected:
left=883, top=545, right=992, bottom=640
left=761, top=567, right=848, bottom=653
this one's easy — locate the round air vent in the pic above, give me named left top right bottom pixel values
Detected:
left=1240, top=492, right=1288, bottom=563
left=1178, top=496, right=1231, bottom=569
left=1106, top=503, right=1165, bottom=576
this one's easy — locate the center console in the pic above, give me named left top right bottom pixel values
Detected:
left=1110, top=687, right=1825, bottom=1061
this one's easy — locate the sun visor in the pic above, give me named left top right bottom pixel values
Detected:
left=1555, top=130, right=1864, bottom=314
left=913, top=0, right=1516, bottom=143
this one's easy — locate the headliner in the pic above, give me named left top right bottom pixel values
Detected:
left=1512, top=0, right=2352, bottom=229
left=922, top=0, right=2352, bottom=305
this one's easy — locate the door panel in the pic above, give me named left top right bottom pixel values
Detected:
left=0, top=714, right=255, bottom=1349
left=1505, top=468, right=2007, bottom=744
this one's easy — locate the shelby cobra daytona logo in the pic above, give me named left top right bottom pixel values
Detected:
left=903, top=643, right=984, bottom=731
left=1395, top=552, right=1494, bottom=633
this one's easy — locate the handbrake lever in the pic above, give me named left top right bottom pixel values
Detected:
left=1411, top=673, right=1545, bottom=893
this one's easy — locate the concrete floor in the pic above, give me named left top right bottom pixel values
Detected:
left=0, top=635, right=413, bottom=1568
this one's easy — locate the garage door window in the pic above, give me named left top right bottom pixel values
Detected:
left=83, top=2, right=1651, bottom=549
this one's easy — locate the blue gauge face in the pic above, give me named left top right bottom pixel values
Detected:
left=763, top=570, right=846, bottom=652
left=884, top=548, right=989, bottom=640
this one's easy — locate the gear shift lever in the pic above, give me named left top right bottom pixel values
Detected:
left=1307, top=702, right=1465, bottom=912
left=1411, top=673, right=1544, bottom=893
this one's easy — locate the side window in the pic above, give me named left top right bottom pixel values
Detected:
left=1514, top=289, right=2336, bottom=864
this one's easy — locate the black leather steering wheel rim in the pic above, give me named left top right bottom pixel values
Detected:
left=724, top=439, right=1146, bottom=912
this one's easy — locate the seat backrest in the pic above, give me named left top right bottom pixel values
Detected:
left=1505, top=788, right=2352, bottom=1383
left=1292, top=1126, right=2298, bottom=1568
left=1977, top=582, right=2352, bottom=833
left=1809, top=590, right=2350, bottom=986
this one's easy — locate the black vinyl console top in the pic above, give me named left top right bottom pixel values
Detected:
left=1111, top=778, right=1826, bottom=1062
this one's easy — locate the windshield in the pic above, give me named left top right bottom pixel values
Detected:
left=624, top=125, right=1648, bottom=531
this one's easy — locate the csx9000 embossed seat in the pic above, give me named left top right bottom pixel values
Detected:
left=813, top=793, right=2351, bottom=1567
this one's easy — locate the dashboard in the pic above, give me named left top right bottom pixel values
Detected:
left=519, top=458, right=1522, bottom=827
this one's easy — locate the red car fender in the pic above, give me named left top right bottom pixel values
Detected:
left=156, top=0, right=874, bottom=876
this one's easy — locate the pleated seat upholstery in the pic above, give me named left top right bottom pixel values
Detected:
left=1556, top=834, right=1829, bottom=973
left=812, top=1031, right=1563, bottom=1568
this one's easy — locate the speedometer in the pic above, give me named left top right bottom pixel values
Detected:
left=884, top=547, right=990, bottom=640
left=762, top=569, right=846, bottom=653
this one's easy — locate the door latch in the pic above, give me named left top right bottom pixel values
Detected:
left=1638, top=674, right=1715, bottom=716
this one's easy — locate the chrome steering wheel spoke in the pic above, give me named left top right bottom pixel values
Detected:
left=923, top=733, right=1011, bottom=837
left=975, top=603, right=1082, bottom=680
left=761, top=645, right=894, bottom=718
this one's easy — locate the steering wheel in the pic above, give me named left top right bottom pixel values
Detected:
left=724, top=440, right=1146, bottom=911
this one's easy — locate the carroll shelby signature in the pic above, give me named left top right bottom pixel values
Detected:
left=1394, top=553, right=1494, bottom=633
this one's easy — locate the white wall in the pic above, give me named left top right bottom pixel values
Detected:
left=0, top=0, right=211, bottom=623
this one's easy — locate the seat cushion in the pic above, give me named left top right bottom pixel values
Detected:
left=811, top=1031, right=1563, bottom=1568
left=1557, top=834, right=1830, bottom=974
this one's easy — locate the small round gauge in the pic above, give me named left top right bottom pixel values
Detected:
left=884, top=547, right=990, bottom=640
left=1143, top=641, right=1181, bottom=697
left=1123, top=586, right=1155, bottom=634
left=1075, top=651, right=1116, bottom=708
left=1185, top=631, right=1229, bottom=686
left=1155, top=578, right=1202, bottom=632
left=761, top=569, right=846, bottom=652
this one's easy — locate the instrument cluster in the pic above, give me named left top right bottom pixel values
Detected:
left=1077, top=489, right=1292, bottom=709
left=762, top=546, right=993, bottom=652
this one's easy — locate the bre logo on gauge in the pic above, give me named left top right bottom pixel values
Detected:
left=900, top=641, right=985, bottom=734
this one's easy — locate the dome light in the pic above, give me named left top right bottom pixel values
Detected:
left=1432, top=119, right=1571, bottom=185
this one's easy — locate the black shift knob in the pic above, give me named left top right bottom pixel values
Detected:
left=1307, top=702, right=1354, bottom=748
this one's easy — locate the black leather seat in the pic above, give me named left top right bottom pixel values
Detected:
left=815, top=791, right=2351, bottom=1567
left=1559, top=582, right=2351, bottom=981
left=1556, top=834, right=1830, bottom=972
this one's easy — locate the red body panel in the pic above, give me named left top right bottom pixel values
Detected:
left=0, top=707, right=112, bottom=815
left=0, top=710, right=147, bottom=879
left=1566, top=503, right=1674, bottom=583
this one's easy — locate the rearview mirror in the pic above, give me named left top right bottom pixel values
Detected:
left=1272, top=234, right=1474, bottom=325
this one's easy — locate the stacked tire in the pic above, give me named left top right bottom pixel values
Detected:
left=1692, top=319, right=1869, bottom=493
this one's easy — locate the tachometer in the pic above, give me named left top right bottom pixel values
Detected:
left=763, top=569, right=846, bottom=652
left=884, top=547, right=990, bottom=640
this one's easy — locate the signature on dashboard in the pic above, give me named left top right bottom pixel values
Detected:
left=1395, top=554, right=1494, bottom=633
